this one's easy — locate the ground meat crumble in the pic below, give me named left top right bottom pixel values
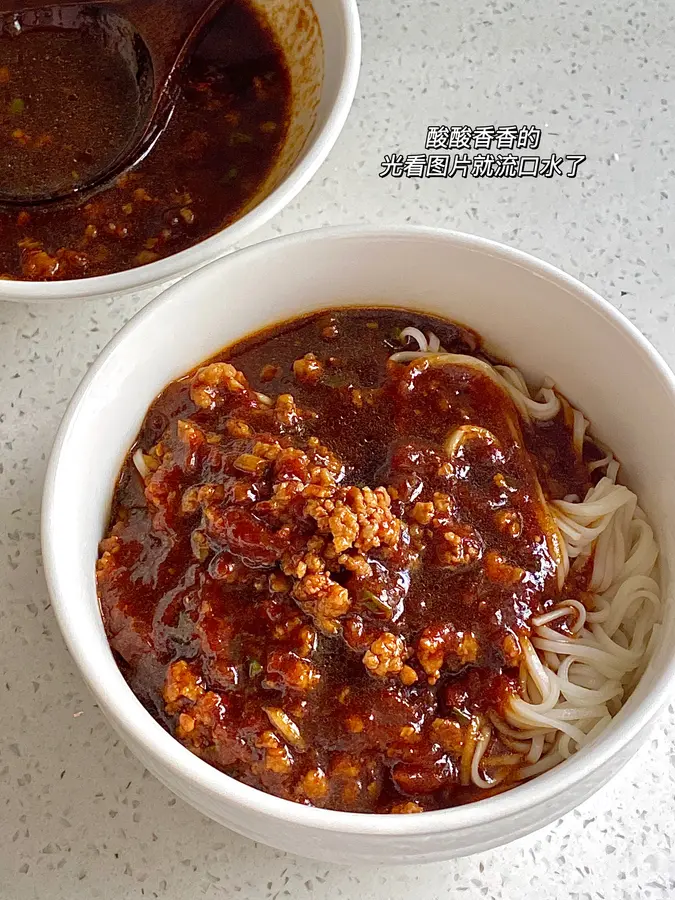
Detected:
left=97, top=309, right=575, bottom=814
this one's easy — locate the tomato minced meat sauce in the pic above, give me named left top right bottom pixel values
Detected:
left=0, top=0, right=290, bottom=280
left=97, top=309, right=592, bottom=813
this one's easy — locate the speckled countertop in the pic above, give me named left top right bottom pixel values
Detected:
left=2, top=0, right=675, bottom=897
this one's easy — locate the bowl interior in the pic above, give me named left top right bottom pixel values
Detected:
left=43, top=227, right=675, bottom=837
left=236, top=0, right=323, bottom=216
left=0, top=0, right=360, bottom=301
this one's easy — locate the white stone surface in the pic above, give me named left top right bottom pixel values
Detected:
left=1, top=0, right=675, bottom=896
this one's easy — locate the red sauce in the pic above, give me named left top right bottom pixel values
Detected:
left=97, top=309, right=592, bottom=813
left=0, top=0, right=291, bottom=279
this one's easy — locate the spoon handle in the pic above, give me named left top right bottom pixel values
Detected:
left=105, top=0, right=224, bottom=122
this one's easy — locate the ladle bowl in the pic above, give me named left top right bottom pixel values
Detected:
left=0, top=0, right=223, bottom=205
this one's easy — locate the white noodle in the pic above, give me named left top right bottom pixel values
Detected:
left=255, top=391, right=274, bottom=407
left=132, top=447, right=150, bottom=478
left=399, top=327, right=429, bottom=352
left=503, top=471, right=661, bottom=778
left=387, top=326, right=664, bottom=792
left=470, top=723, right=502, bottom=788
left=427, top=332, right=441, bottom=352
left=443, top=425, right=501, bottom=458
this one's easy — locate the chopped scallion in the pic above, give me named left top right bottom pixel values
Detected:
left=451, top=706, right=472, bottom=726
left=362, top=590, right=391, bottom=616
left=248, top=659, right=263, bottom=678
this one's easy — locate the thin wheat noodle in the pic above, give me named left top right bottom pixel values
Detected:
left=388, top=328, right=661, bottom=793
left=132, top=448, right=150, bottom=478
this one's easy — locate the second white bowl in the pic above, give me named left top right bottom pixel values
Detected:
left=1, top=0, right=361, bottom=303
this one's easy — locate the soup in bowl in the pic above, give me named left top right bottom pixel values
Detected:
left=42, top=227, right=675, bottom=862
left=0, top=0, right=360, bottom=301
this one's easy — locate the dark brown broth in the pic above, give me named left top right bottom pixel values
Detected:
left=0, top=28, right=141, bottom=199
left=0, top=0, right=291, bottom=280
left=97, top=309, right=592, bottom=813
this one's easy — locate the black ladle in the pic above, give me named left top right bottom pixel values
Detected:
left=0, top=0, right=224, bottom=205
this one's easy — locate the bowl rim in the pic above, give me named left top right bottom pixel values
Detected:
left=42, top=224, right=675, bottom=836
left=0, top=0, right=361, bottom=302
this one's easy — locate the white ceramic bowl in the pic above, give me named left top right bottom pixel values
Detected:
left=42, top=226, right=675, bottom=864
left=1, top=0, right=360, bottom=303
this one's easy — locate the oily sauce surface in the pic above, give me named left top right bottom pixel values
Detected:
left=97, top=309, right=591, bottom=812
left=0, top=27, right=140, bottom=200
left=0, top=0, right=290, bottom=279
